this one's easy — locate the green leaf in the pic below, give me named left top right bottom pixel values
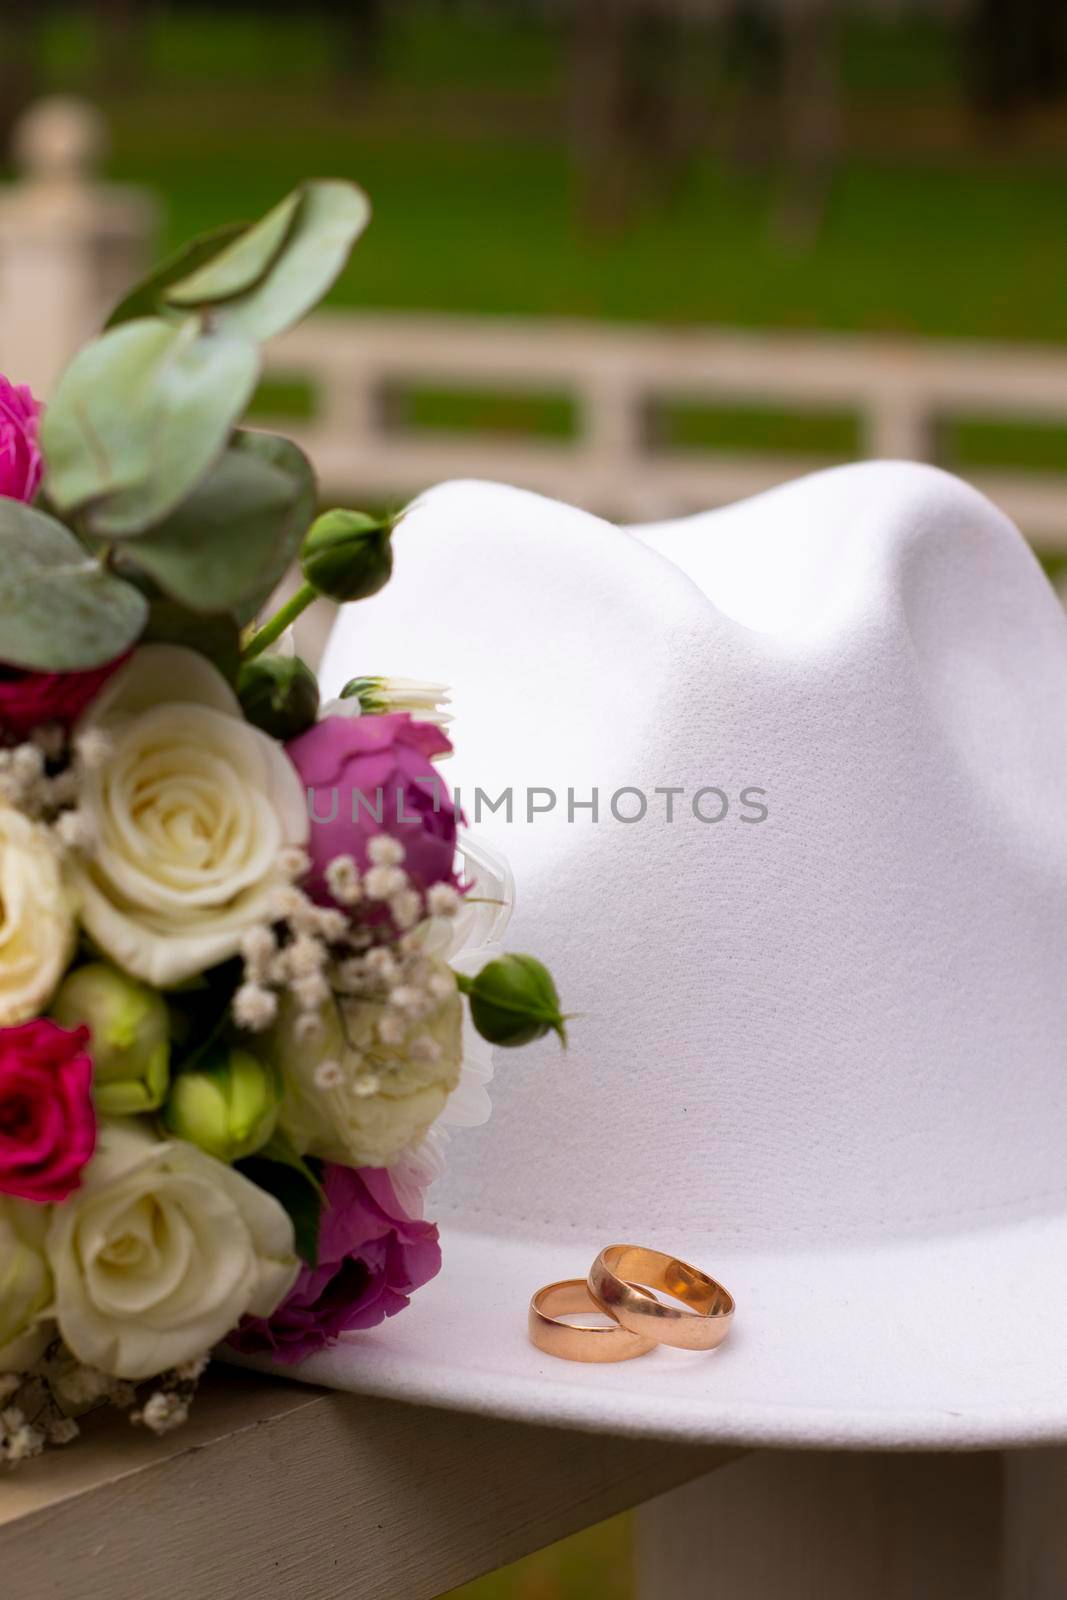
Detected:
left=119, top=430, right=315, bottom=615
left=165, top=959, right=243, bottom=1067
left=230, top=430, right=318, bottom=624
left=183, top=181, right=370, bottom=342
left=165, top=190, right=302, bottom=309
left=0, top=501, right=147, bottom=670
left=256, top=1128, right=325, bottom=1196
left=41, top=317, right=260, bottom=537
left=142, top=600, right=242, bottom=683
left=238, top=1135, right=324, bottom=1266
left=105, top=222, right=248, bottom=329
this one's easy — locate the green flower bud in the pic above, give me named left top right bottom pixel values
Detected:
left=237, top=653, right=319, bottom=739
left=52, top=962, right=170, bottom=1115
left=301, top=509, right=394, bottom=603
left=164, top=1046, right=281, bottom=1164
left=457, top=954, right=567, bottom=1048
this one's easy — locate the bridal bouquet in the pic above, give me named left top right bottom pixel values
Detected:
left=0, top=182, right=564, bottom=1463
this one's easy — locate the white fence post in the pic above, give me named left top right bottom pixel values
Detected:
left=865, top=387, right=935, bottom=460
left=0, top=96, right=157, bottom=397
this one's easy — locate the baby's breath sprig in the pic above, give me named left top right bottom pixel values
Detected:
left=0, top=1405, right=45, bottom=1464
left=231, top=834, right=462, bottom=1045
left=0, top=1342, right=213, bottom=1468
left=130, top=1355, right=210, bottom=1437
left=0, top=724, right=111, bottom=856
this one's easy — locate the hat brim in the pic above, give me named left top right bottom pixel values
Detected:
left=226, top=1209, right=1067, bottom=1450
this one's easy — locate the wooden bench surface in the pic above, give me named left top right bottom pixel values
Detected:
left=0, top=1368, right=728, bottom=1600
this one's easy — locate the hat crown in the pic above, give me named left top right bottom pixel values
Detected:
left=322, top=465, right=1067, bottom=1254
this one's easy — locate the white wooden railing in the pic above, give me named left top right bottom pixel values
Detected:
left=262, top=311, right=1067, bottom=549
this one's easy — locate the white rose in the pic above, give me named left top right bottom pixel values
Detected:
left=74, top=645, right=309, bottom=987
left=0, top=808, right=75, bottom=1025
left=47, top=1121, right=299, bottom=1380
left=271, top=966, right=464, bottom=1169
left=0, top=1195, right=53, bottom=1371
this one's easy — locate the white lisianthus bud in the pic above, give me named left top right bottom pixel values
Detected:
left=322, top=676, right=453, bottom=737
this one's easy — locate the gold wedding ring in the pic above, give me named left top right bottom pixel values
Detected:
left=588, top=1245, right=735, bottom=1351
left=528, top=1278, right=657, bottom=1363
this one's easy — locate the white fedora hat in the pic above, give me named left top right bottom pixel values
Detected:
left=280, top=460, right=1067, bottom=1450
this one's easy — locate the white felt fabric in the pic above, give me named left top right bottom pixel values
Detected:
left=282, top=463, right=1067, bottom=1448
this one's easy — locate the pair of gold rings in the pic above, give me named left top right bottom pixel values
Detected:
left=529, top=1245, right=735, bottom=1364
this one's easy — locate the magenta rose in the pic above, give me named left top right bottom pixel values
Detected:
left=228, top=1164, right=441, bottom=1364
left=0, top=1020, right=96, bottom=1203
left=0, top=654, right=127, bottom=744
left=287, top=713, right=459, bottom=906
left=0, top=377, right=42, bottom=504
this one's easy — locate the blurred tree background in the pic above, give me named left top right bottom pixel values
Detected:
left=4, top=0, right=1067, bottom=342
left=5, top=3, right=1066, bottom=1591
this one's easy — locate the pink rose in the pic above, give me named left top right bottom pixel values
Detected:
left=227, top=1165, right=441, bottom=1364
left=0, top=655, right=127, bottom=744
left=287, top=713, right=459, bottom=907
left=0, top=377, right=42, bottom=504
left=0, top=1020, right=96, bottom=1203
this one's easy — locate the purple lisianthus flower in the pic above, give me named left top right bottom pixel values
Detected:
left=227, top=1165, right=441, bottom=1364
left=0, top=377, right=42, bottom=504
left=287, top=712, right=459, bottom=907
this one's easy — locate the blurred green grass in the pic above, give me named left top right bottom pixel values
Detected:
left=101, top=127, right=1067, bottom=344
left=440, top=1512, right=633, bottom=1600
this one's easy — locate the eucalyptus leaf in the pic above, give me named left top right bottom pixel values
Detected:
left=165, top=190, right=301, bottom=308
left=41, top=316, right=260, bottom=537
left=0, top=501, right=147, bottom=670
left=142, top=600, right=242, bottom=683
left=235, top=427, right=317, bottom=527
left=105, top=222, right=248, bottom=329
left=191, top=181, right=370, bottom=342
left=229, top=430, right=318, bottom=623
left=118, top=430, right=315, bottom=613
